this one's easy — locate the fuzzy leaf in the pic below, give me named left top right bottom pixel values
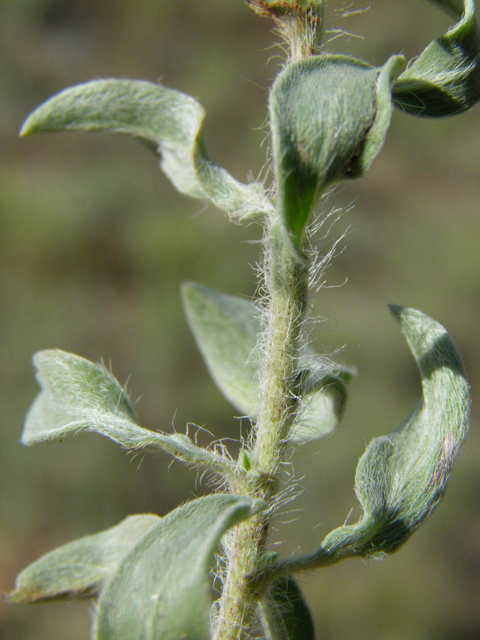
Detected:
left=95, top=494, right=264, bottom=640
left=23, top=349, right=237, bottom=477
left=23, top=349, right=146, bottom=446
left=314, top=307, right=470, bottom=562
left=259, top=577, right=315, bottom=640
left=393, top=0, right=480, bottom=116
left=290, top=372, right=350, bottom=443
left=20, top=79, right=273, bottom=220
left=269, top=54, right=404, bottom=255
left=182, top=281, right=352, bottom=439
left=182, top=281, right=262, bottom=416
left=6, top=515, right=160, bottom=604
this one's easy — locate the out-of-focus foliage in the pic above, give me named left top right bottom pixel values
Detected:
left=1, top=1, right=479, bottom=638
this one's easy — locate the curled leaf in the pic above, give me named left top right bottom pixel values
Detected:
left=269, top=54, right=404, bottom=255
left=95, top=495, right=264, bottom=640
left=20, top=80, right=273, bottom=220
left=23, top=349, right=237, bottom=478
left=6, top=515, right=160, bottom=604
left=298, top=307, right=470, bottom=567
left=23, top=349, right=144, bottom=447
left=393, top=0, right=480, bottom=116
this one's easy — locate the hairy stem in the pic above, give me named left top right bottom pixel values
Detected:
left=213, top=218, right=308, bottom=640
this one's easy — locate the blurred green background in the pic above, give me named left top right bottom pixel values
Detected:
left=1, top=1, right=480, bottom=638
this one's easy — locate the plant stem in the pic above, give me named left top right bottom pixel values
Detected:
left=213, top=218, right=308, bottom=640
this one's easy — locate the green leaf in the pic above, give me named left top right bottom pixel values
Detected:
left=23, top=349, right=238, bottom=478
left=182, top=281, right=262, bottom=416
left=269, top=54, right=404, bottom=255
left=95, top=494, right=264, bottom=640
left=181, top=281, right=353, bottom=440
left=6, top=515, right=160, bottom=604
left=258, top=577, right=315, bottom=640
left=312, top=307, right=470, bottom=563
left=393, top=0, right=480, bottom=116
left=20, top=80, right=273, bottom=220
left=23, top=349, right=145, bottom=446
left=290, top=371, right=350, bottom=443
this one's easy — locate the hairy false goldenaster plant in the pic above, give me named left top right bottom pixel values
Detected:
left=6, top=1, right=479, bottom=639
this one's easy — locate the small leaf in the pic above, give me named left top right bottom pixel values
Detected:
left=182, top=281, right=262, bottom=416
left=258, top=577, right=315, bottom=640
left=290, top=372, right=349, bottom=443
left=23, top=349, right=238, bottom=478
left=95, top=494, right=264, bottom=640
left=6, top=515, right=160, bottom=604
left=313, top=307, right=470, bottom=563
left=20, top=80, right=273, bottom=220
left=393, top=0, right=480, bottom=116
left=269, top=54, right=404, bottom=255
left=182, top=281, right=353, bottom=439
left=23, top=349, right=146, bottom=447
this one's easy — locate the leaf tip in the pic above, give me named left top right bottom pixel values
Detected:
left=3, top=588, right=30, bottom=604
left=19, top=106, right=47, bottom=136
left=19, top=117, right=34, bottom=137
left=20, top=433, right=31, bottom=446
left=180, top=280, right=194, bottom=296
left=389, top=304, right=418, bottom=330
left=388, top=303, right=404, bottom=320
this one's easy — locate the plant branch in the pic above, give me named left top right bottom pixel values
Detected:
left=213, top=218, right=309, bottom=640
left=149, top=431, right=240, bottom=483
